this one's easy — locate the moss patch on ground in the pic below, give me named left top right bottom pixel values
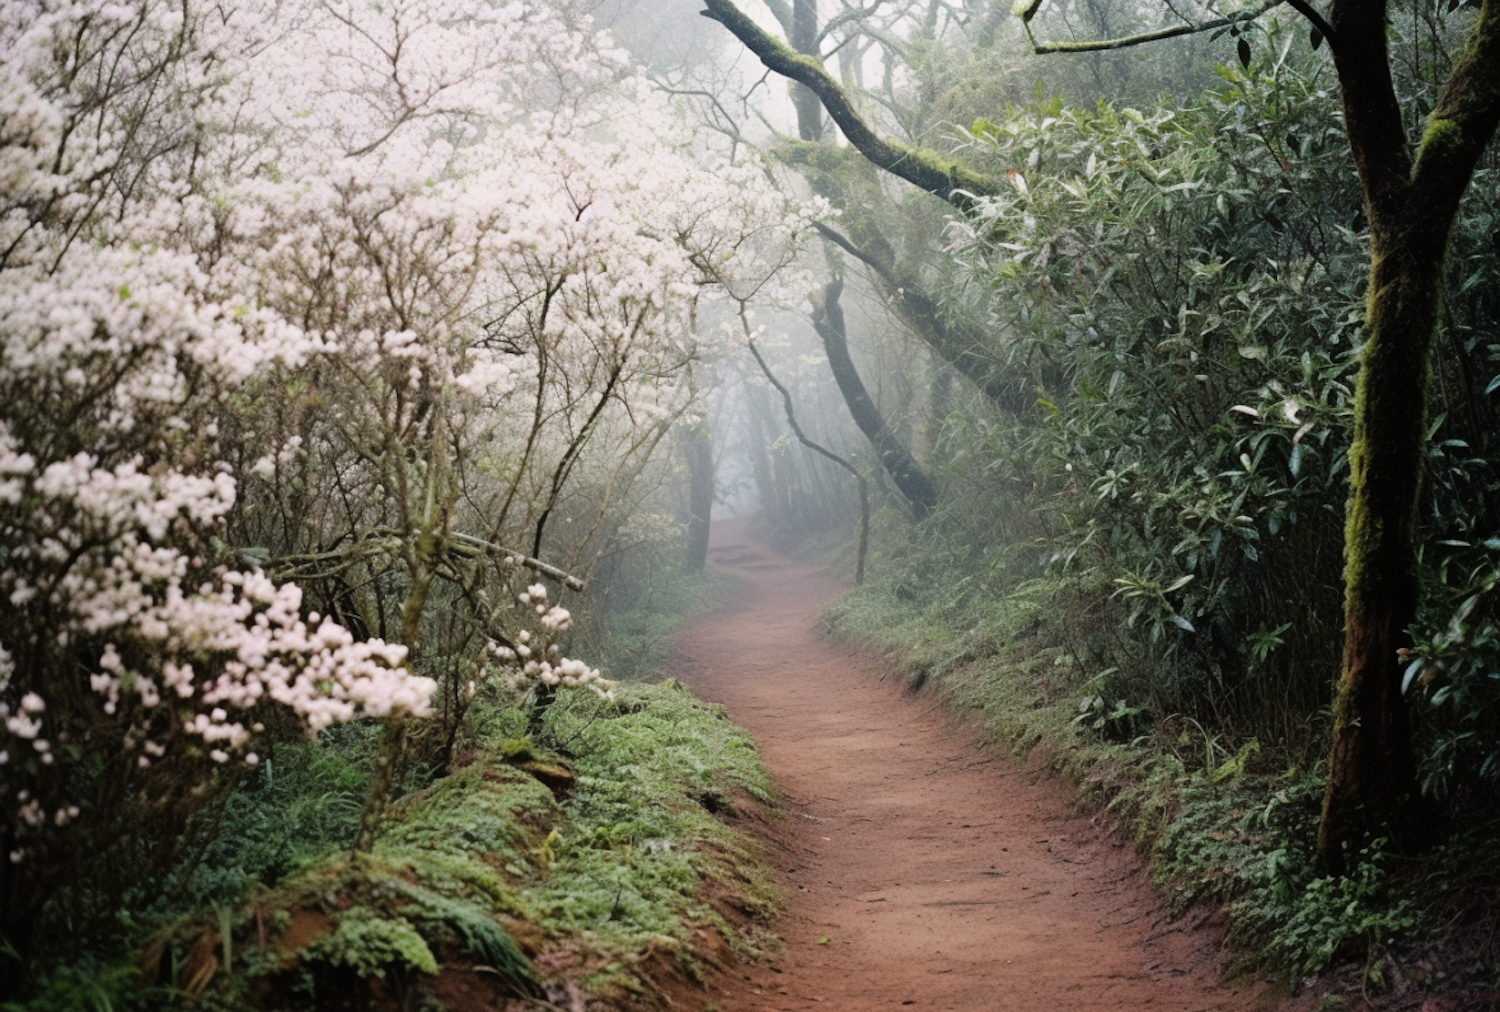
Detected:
left=138, top=681, right=779, bottom=1011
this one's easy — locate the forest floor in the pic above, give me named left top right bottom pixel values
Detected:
left=672, top=516, right=1317, bottom=1012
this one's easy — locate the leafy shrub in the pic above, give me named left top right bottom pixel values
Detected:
left=302, top=908, right=438, bottom=980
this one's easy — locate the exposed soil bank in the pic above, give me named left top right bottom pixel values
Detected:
left=672, top=517, right=1304, bottom=1012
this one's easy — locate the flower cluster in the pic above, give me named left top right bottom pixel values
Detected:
left=486, top=584, right=615, bottom=700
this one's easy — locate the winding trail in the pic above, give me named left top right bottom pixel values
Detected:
left=673, top=517, right=1296, bottom=1012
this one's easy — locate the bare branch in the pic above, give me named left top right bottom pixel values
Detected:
left=745, top=330, right=869, bottom=583
left=817, top=0, right=892, bottom=45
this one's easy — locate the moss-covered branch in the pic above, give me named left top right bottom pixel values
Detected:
left=1409, top=0, right=1500, bottom=213
left=1019, top=0, right=1290, bottom=54
left=699, top=0, right=996, bottom=208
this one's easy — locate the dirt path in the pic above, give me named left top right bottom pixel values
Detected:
left=672, top=518, right=1294, bottom=1012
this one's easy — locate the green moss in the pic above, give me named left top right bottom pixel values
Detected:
left=302, top=908, right=437, bottom=980
left=527, top=682, right=781, bottom=962
left=143, top=680, right=779, bottom=1010
left=1418, top=116, right=1462, bottom=162
left=378, top=762, right=560, bottom=865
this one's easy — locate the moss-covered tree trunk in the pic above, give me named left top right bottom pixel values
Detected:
left=1321, top=221, right=1443, bottom=863
left=789, top=0, right=825, bottom=142
left=1317, top=0, right=1500, bottom=867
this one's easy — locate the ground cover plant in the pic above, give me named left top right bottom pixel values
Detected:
left=10, top=679, right=779, bottom=1012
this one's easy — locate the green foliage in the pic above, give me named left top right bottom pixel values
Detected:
left=1252, top=843, right=1421, bottom=977
left=302, top=908, right=438, bottom=980
left=945, top=27, right=1366, bottom=750
left=82, top=680, right=778, bottom=1011
left=583, top=567, right=728, bottom=684
left=0, top=962, right=160, bottom=1012
left=1149, top=767, right=1430, bottom=977
left=160, top=725, right=383, bottom=908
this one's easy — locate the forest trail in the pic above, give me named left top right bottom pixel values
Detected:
left=672, top=516, right=1297, bottom=1012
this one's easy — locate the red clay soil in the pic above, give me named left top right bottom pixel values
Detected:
left=671, top=517, right=1310, bottom=1012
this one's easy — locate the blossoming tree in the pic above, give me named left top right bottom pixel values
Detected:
left=0, top=0, right=816, bottom=974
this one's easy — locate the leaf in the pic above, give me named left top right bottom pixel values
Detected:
left=817, top=935, right=833, bottom=945
left=1170, top=614, right=1196, bottom=633
left=1237, top=37, right=1252, bottom=69
left=1309, top=26, right=1323, bottom=50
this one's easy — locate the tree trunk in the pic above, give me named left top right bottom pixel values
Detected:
left=744, top=384, right=783, bottom=524
left=812, top=279, right=937, bottom=518
left=684, top=420, right=714, bottom=572
left=1318, top=222, right=1442, bottom=866
left=790, top=0, right=825, bottom=142
left=1317, top=0, right=1500, bottom=867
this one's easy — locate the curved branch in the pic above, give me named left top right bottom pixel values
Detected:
left=699, top=0, right=996, bottom=207
left=811, top=278, right=937, bottom=518
left=817, top=1, right=892, bottom=45
left=1021, top=0, right=1292, bottom=54
left=1283, top=0, right=1337, bottom=49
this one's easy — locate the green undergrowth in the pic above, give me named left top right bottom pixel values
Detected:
left=588, top=568, right=731, bottom=684
left=824, top=575, right=1500, bottom=998
left=21, top=682, right=778, bottom=1012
